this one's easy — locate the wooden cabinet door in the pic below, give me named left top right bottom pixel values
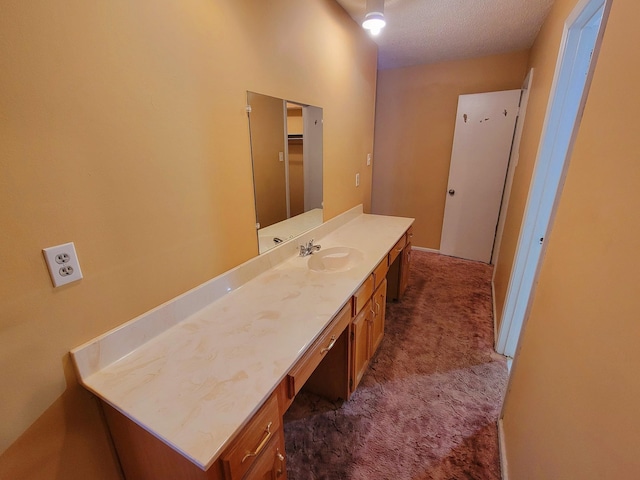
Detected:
left=243, top=432, right=286, bottom=480
left=371, top=279, right=387, bottom=355
left=399, top=243, right=411, bottom=299
left=351, top=300, right=371, bottom=393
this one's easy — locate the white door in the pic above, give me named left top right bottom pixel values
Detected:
left=440, top=90, right=521, bottom=263
left=496, top=0, right=610, bottom=359
left=303, top=105, right=323, bottom=211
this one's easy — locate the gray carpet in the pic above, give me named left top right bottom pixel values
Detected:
left=283, top=251, right=508, bottom=479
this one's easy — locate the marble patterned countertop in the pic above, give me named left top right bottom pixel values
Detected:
left=71, top=206, right=413, bottom=470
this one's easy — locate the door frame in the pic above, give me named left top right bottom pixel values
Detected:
left=495, top=0, right=612, bottom=360
left=491, top=69, right=534, bottom=268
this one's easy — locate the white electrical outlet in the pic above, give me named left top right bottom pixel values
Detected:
left=367, top=153, right=372, bottom=166
left=43, top=242, right=83, bottom=287
left=355, top=173, right=360, bottom=187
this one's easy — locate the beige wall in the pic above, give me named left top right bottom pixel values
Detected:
left=502, top=0, right=640, bottom=478
left=371, top=51, right=529, bottom=249
left=0, top=0, right=377, bottom=478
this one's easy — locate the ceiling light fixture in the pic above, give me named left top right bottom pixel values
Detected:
left=362, top=0, right=386, bottom=36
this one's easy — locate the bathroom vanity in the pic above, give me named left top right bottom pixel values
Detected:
left=71, top=206, right=413, bottom=479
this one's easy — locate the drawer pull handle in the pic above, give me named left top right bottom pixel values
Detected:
left=276, top=449, right=285, bottom=477
left=321, top=335, right=337, bottom=354
left=241, top=421, right=273, bottom=463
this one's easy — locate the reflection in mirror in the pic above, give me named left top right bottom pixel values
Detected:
left=247, top=91, right=323, bottom=253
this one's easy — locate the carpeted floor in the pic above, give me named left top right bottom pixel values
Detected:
left=283, top=251, right=508, bottom=480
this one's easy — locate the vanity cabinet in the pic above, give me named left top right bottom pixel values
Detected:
left=349, top=258, right=389, bottom=393
left=82, top=220, right=414, bottom=480
left=351, top=297, right=373, bottom=392
left=350, top=283, right=388, bottom=393
left=387, top=226, right=413, bottom=301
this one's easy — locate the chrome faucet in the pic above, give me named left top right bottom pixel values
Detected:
left=299, top=239, right=321, bottom=257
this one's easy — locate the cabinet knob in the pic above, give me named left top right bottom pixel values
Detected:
left=448, top=189, right=455, bottom=196
left=276, top=449, right=285, bottom=477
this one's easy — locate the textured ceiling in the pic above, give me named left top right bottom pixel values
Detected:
left=335, top=0, right=555, bottom=69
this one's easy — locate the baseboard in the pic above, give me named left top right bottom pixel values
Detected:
left=411, top=246, right=440, bottom=254
left=498, top=418, right=509, bottom=480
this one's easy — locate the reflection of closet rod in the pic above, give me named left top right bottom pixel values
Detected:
left=288, top=134, right=303, bottom=145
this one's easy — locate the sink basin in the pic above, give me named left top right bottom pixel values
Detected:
left=307, top=247, right=364, bottom=273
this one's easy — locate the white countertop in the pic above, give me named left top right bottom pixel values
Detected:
left=71, top=208, right=413, bottom=470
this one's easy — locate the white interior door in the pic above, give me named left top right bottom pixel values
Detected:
left=303, top=105, right=323, bottom=211
left=440, top=90, right=521, bottom=263
left=496, top=0, right=610, bottom=359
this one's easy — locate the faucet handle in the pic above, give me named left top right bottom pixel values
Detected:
left=299, top=239, right=319, bottom=256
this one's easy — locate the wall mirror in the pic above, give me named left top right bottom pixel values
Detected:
left=247, top=91, right=324, bottom=253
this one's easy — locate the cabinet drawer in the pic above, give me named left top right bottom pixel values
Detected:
left=373, top=259, right=388, bottom=290
left=242, top=429, right=286, bottom=480
left=221, top=394, right=281, bottom=480
left=352, top=274, right=374, bottom=316
left=286, top=302, right=352, bottom=398
left=388, top=235, right=407, bottom=266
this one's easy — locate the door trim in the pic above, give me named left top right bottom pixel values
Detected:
left=491, top=69, right=534, bottom=267
left=495, top=0, right=612, bottom=360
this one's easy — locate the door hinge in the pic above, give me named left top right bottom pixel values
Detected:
left=245, top=105, right=252, bottom=113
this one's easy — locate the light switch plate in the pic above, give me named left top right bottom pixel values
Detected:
left=43, top=242, right=83, bottom=287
